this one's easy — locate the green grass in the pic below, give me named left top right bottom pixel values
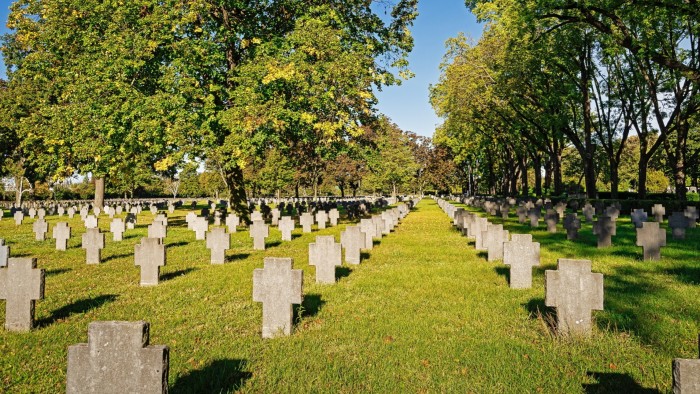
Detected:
left=0, top=199, right=697, bottom=393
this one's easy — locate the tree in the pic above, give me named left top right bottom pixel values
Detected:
left=365, top=117, right=419, bottom=197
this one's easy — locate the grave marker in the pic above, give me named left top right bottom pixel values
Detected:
left=300, top=213, right=314, bottom=233
left=206, top=228, right=230, bottom=264
left=309, top=235, right=342, bottom=283
left=631, top=209, right=648, bottom=228
left=84, top=215, right=98, bottom=229
left=0, top=239, right=8, bottom=267
left=278, top=216, right=295, bottom=241
left=110, top=219, right=125, bottom=241
left=340, top=226, right=365, bottom=265
left=503, top=234, right=540, bottom=289
left=226, top=214, right=240, bottom=233
left=359, top=219, right=376, bottom=250
left=329, top=209, right=340, bottom=226
left=545, top=259, right=603, bottom=336
left=147, top=221, right=167, bottom=240
left=593, top=215, right=616, bottom=248
left=82, top=228, right=105, bottom=264
left=483, top=223, right=509, bottom=262
left=135, top=238, right=166, bottom=286
left=192, top=217, right=208, bottom=240
left=563, top=213, right=581, bottom=240
left=250, top=220, right=269, bottom=250
left=544, top=209, right=558, bottom=233
left=669, top=211, right=690, bottom=240
left=636, top=222, right=666, bottom=261
left=14, top=211, right=24, bottom=225
left=33, top=219, right=48, bottom=241
left=66, top=321, right=169, bottom=394
left=652, top=204, right=666, bottom=222
left=253, top=257, right=303, bottom=338
left=672, top=334, right=700, bottom=394
left=0, top=258, right=44, bottom=331
left=53, top=222, right=71, bottom=251
left=315, top=211, right=329, bottom=230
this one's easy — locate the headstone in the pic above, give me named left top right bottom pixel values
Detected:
left=84, top=215, right=98, bottom=229
left=66, top=321, right=169, bottom=394
left=110, top=219, right=125, bottom=241
left=0, top=258, right=44, bottom=331
left=250, top=220, right=269, bottom=250
left=593, top=215, right=616, bottom=248
left=28, top=207, right=36, bottom=219
left=186, top=212, right=197, bottom=230
left=473, top=217, right=489, bottom=251
left=214, top=210, right=222, bottom=226
left=125, top=213, right=136, bottom=230
left=528, top=209, right=541, bottom=228
left=359, top=219, right=376, bottom=250
left=0, top=239, right=8, bottom=267
left=252, top=257, right=303, bottom=338
left=652, top=204, right=666, bottom=222
left=14, top=211, right=24, bottom=225
left=82, top=228, right=105, bottom=264
left=371, top=216, right=385, bottom=239
left=68, top=207, right=76, bottom=218
left=545, top=259, right=604, bottom=336
left=636, top=222, right=666, bottom=261
left=278, top=216, right=295, bottom=241
left=300, top=212, right=314, bottom=233
left=328, top=209, right=340, bottom=226
left=684, top=207, right=699, bottom=228
left=672, top=334, right=700, bottom=394
left=192, top=217, right=208, bottom=240
left=147, top=221, right=167, bottom=240
left=483, top=223, right=509, bottom=262
left=33, top=219, right=48, bottom=241
left=116, top=206, right=123, bottom=215
left=563, top=213, right=581, bottom=240
left=251, top=211, right=263, bottom=221
left=225, top=214, right=240, bottom=233
left=134, top=238, right=166, bottom=286
left=37, top=208, right=46, bottom=220
left=309, top=235, right=342, bottom=284
left=544, top=209, right=558, bottom=233
left=150, top=205, right=158, bottom=215
left=340, top=226, right=365, bottom=265
left=206, top=228, right=230, bottom=264
left=631, top=208, right=648, bottom=228
left=58, top=206, right=65, bottom=217
left=516, top=206, right=527, bottom=224
left=53, top=222, right=71, bottom=251
left=270, top=208, right=280, bottom=226
left=605, top=206, right=620, bottom=222
left=669, top=211, right=690, bottom=240
left=582, top=203, right=595, bottom=223
left=315, top=211, right=329, bottom=230
left=503, top=234, right=540, bottom=289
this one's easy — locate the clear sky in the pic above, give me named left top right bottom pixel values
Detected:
left=0, top=1, right=483, bottom=138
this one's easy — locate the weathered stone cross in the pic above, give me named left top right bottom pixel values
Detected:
left=0, top=258, right=45, bottom=331
left=53, top=222, right=71, bottom=251
left=636, top=222, right=666, bottom=261
left=340, top=225, right=365, bottom=265
left=82, top=228, right=105, bottom=264
left=206, top=228, right=230, bottom=264
left=300, top=212, right=314, bottom=233
left=309, top=235, right=342, bottom=283
left=250, top=220, right=269, bottom=250
left=253, top=257, right=303, bottom=338
left=278, top=216, right=295, bottom=241
left=135, top=238, right=166, bottom=286
left=503, top=234, right=540, bottom=289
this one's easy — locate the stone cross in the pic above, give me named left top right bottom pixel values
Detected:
left=53, top=222, right=71, bottom=251
left=251, top=211, right=263, bottom=221
left=669, top=211, right=690, bottom=240
left=82, top=228, right=105, bottom=264
left=473, top=217, right=489, bottom=251
left=685, top=207, right=699, bottom=228
left=68, top=207, right=76, bottom=218
left=58, top=206, right=65, bottom=217
left=33, top=219, right=48, bottom=241
left=372, top=216, right=385, bottom=239
left=380, top=211, right=395, bottom=234
left=250, top=220, right=269, bottom=250
left=253, top=257, right=303, bottom=338
left=516, top=206, right=527, bottom=224
left=206, top=228, right=230, bottom=264
left=315, top=211, right=329, bottom=230
left=630, top=208, right=648, bottom=228
left=544, top=209, right=558, bottom=233
left=28, top=207, right=36, bottom=219
left=0, top=258, right=44, bottom=331
left=652, top=204, right=666, bottom=222
left=582, top=203, right=595, bottom=223
left=340, top=226, right=365, bottom=265
left=110, top=219, right=125, bottom=241
left=14, top=211, right=24, bottom=225
left=545, top=259, right=604, bottom=336
left=636, top=222, right=666, bottom=261
left=186, top=212, right=197, bottom=230
left=125, top=213, right=136, bottom=230
left=226, top=214, right=240, bottom=233
left=278, top=216, right=295, bottom=241
left=84, top=215, right=98, bottom=229
left=483, top=223, right=509, bottom=262
left=192, top=217, right=208, bottom=240
left=0, top=239, right=8, bottom=267
left=135, top=238, right=166, bottom=286
left=604, top=206, right=620, bottom=221
left=147, top=221, right=167, bottom=240
left=503, top=234, right=540, bottom=289
left=593, top=215, right=616, bottom=248
left=150, top=205, right=158, bottom=215
left=309, top=235, right=342, bottom=284
left=154, top=214, right=168, bottom=226
left=528, top=209, right=541, bottom=228
left=563, top=213, right=581, bottom=240
left=116, top=206, right=123, bottom=215
left=300, top=212, right=314, bottom=233
left=672, top=334, right=700, bottom=393
left=554, top=203, right=566, bottom=219
left=359, top=219, right=376, bottom=250
left=213, top=210, right=222, bottom=226
left=66, top=321, right=169, bottom=393
left=329, top=209, right=340, bottom=226
left=270, top=208, right=280, bottom=226
left=37, top=208, right=46, bottom=220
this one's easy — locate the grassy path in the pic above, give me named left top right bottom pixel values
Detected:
left=0, top=198, right=690, bottom=392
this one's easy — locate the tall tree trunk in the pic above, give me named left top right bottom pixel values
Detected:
left=610, top=160, right=620, bottom=199
left=638, top=153, right=649, bottom=199
left=94, top=177, right=105, bottom=209
left=521, top=156, right=529, bottom=197
left=14, top=177, right=23, bottom=206
left=533, top=154, right=542, bottom=197
left=552, top=137, right=563, bottom=196
left=224, top=165, right=250, bottom=223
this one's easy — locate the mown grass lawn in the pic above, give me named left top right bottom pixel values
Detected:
left=0, top=198, right=697, bottom=393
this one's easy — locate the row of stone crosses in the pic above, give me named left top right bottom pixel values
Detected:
left=435, top=197, right=698, bottom=393
left=0, top=196, right=418, bottom=393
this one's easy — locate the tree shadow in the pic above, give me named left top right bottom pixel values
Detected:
left=161, top=268, right=197, bottom=282
left=226, top=253, right=251, bottom=263
left=662, top=266, right=700, bottom=285
left=336, top=266, right=352, bottom=280
left=36, top=294, right=118, bottom=328
left=294, top=293, right=325, bottom=320
left=45, top=268, right=71, bottom=277
left=172, top=358, right=251, bottom=394
left=582, top=371, right=661, bottom=393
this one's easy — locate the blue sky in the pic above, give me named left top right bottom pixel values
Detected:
left=0, top=1, right=483, bottom=138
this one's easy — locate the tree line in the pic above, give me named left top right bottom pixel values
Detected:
left=431, top=0, right=699, bottom=200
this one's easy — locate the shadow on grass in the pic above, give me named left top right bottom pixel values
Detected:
left=662, top=265, right=700, bottom=285
left=582, top=371, right=660, bottom=393
left=295, top=293, right=325, bottom=320
left=45, top=268, right=71, bottom=277
left=103, top=252, right=134, bottom=263
left=161, top=268, right=197, bottom=282
left=494, top=266, right=510, bottom=283
left=167, top=241, right=189, bottom=248
left=336, top=266, right=352, bottom=280
left=226, top=253, right=251, bottom=263
left=123, top=233, right=140, bottom=240
left=37, top=294, right=118, bottom=328
left=172, top=358, right=251, bottom=394
left=265, top=240, right=282, bottom=248
left=523, top=297, right=557, bottom=334
left=360, top=251, right=371, bottom=262
left=476, top=251, right=487, bottom=260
